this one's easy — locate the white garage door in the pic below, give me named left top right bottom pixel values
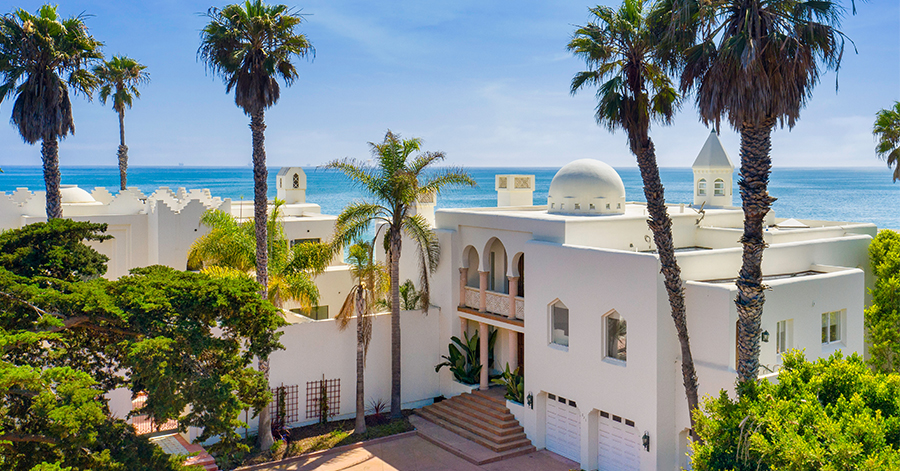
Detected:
left=546, top=393, right=581, bottom=462
left=598, top=411, right=640, bottom=471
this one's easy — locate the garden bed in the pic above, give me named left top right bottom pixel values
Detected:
left=219, top=411, right=415, bottom=470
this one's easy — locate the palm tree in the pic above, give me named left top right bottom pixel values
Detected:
left=568, top=0, right=701, bottom=434
left=328, top=130, right=475, bottom=418
left=656, top=0, right=853, bottom=386
left=199, top=0, right=312, bottom=448
left=0, top=5, right=102, bottom=219
left=188, top=199, right=330, bottom=310
left=874, top=102, right=900, bottom=182
left=94, top=55, right=149, bottom=191
left=335, top=241, right=388, bottom=435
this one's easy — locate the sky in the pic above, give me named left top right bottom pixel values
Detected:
left=0, top=0, right=898, bottom=169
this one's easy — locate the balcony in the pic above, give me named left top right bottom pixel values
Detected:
left=464, top=286, right=524, bottom=320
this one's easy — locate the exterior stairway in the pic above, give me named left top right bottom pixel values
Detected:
left=415, top=389, right=534, bottom=460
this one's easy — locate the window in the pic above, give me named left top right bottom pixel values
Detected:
left=697, top=179, right=707, bottom=196
left=292, top=173, right=300, bottom=189
left=776, top=319, right=793, bottom=354
left=606, top=203, right=610, bottom=209
left=605, top=311, right=627, bottom=361
left=290, top=237, right=321, bottom=248
left=714, top=179, right=725, bottom=196
left=551, top=302, right=569, bottom=347
left=822, top=311, right=842, bottom=344
left=574, top=203, right=581, bottom=210
left=589, top=204, right=595, bottom=210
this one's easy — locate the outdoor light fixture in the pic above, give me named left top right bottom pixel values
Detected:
left=761, top=330, right=770, bottom=343
left=642, top=431, right=651, bottom=452
left=527, top=392, right=534, bottom=409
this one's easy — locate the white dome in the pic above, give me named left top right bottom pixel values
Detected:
left=547, top=159, right=626, bottom=215
left=60, top=185, right=99, bottom=205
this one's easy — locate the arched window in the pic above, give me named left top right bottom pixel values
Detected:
left=550, top=301, right=569, bottom=347
left=697, top=179, right=707, bottom=196
left=604, top=311, right=626, bottom=362
left=292, top=173, right=300, bottom=189
left=714, top=179, right=725, bottom=196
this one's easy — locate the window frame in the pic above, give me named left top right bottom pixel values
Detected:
left=549, top=300, right=569, bottom=349
left=713, top=179, right=725, bottom=196
left=776, top=319, right=793, bottom=355
left=603, top=310, right=627, bottom=364
left=697, top=179, right=707, bottom=196
left=821, top=310, right=844, bottom=345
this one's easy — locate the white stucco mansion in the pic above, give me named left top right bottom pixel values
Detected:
left=415, top=131, right=874, bottom=470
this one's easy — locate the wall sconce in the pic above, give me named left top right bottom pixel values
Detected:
left=761, top=330, right=770, bottom=343
left=526, top=392, right=534, bottom=410
left=642, top=431, right=650, bottom=452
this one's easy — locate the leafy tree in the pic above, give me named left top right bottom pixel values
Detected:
left=0, top=222, right=285, bottom=469
left=0, top=219, right=111, bottom=282
left=335, top=241, right=387, bottom=434
left=188, top=199, right=331, bottom=309
left=568, top=0, right=701, bottom=434
left=398, top=279, right=421, bottom=311
left=866, top=229, right=900, bottom=373
left=94, top=55, right=150, bottom=191
left=655, top=0, right=854, bottom=386
left=199, top=2, right=312, bottom=447
left=328, top=130, right=475, bottom=418
left=874, top=102, right=900, bottom=182
left=0, top=5, right=103, bottom=219
left=691, top=351, right=900, bottom=470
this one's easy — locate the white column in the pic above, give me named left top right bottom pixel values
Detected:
left=479, top=322, right=489, bottom=390
left=478, top=271, right=488, bottom=312
left=508, top=276, right=519, bottom=319
left=459, top=267, right=468, bottom=308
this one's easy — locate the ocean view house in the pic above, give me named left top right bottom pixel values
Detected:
left=0, top=132, right=876, bottom=470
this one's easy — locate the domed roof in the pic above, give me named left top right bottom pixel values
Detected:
left=547, top=159, right=626, bottom=215
left=60, top=185, right=99, bottom=204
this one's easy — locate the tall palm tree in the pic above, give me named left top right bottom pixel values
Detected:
left=0, top=5, right=102, bottom=219
left=94, top=55, right=149, bottom=191
left=568, top=0, right=701, bottom=434
left=189, top=199, right=331, bottom=310
left=874, top=102, right=900, bottom=182
left=328, top=130, right=476, bottom=419
left=199, top=0, right=312, bottom=448
left=656, top=0, right=852, bottom=387
left=335, top=241, right=388, bottom=435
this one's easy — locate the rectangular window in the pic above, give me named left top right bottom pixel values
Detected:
left=551, top=304, right=569, bottom=347
left=821, top=311, right=842, bottom=344
left=290, top=237, right=321, bottom=248
left=714, top=180, right=725, bottom=196
left=776, top=319, right=793, bottom=354
left=606, top=314, right=627, bottom=361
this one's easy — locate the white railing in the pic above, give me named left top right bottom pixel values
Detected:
left=515, top=297, right=524, bottom=319
left=485, top=290, right=507, bottom=316
left=464, top=286, right=480, bottom=310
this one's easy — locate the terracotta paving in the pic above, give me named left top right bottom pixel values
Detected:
left=251, top=434, right=576, bottom=471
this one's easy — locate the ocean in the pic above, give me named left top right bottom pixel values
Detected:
left=1, top=166, right=897, bottom=230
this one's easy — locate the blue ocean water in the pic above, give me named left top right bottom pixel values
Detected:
left=1, top=166, right=897, bottom=230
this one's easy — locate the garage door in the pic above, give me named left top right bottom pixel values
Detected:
left=598, top=410, right=640, bottom=471
left=546, top=393, right=581, bottom=462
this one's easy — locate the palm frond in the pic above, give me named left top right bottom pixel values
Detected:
left=402, top=214, right=440, bottom=314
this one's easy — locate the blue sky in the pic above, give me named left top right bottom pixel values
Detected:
left=0, top=0, right=897, bottom=168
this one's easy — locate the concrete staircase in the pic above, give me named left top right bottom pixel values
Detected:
left=415, top=389, right=534, bottom=461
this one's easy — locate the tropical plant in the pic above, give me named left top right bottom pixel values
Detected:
left=490, top=364, right=524, bottom=404
left=435, top=328, right=498, bottom=385
left=328, top=130, right=476, bottom=418
left=399, top=279, right=421, bottom=310
left=865, top=229, right=900, bottom=373
left=691, top=351, right=900, bottom=470
left=94, top=55, right=149, bottom=190
left=568, top=0, right=701, bottom=432
left=367, top=398, right=388, bottom=426
left=336, top=241, right=388, bottom=434
left=655, top=0, right=854, bottom=387
left=199, top=1, right=312, bottom=448
left=188, top=199, right=331, bottom=309
left=874, top=102, right=900, bottom=182
left=0, top=4, right=103, bottom=219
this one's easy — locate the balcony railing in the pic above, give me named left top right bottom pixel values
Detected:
left=463, top=286, right=524, bottom=320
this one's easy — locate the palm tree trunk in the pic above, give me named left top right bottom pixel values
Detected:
left=251, top=107, right=274, bottom=450
left=355, top=289, right=367, bottom=434
left=634, top=138, right=701, bottom=438
left=735, top=119, right=776, bottom=387
left=389, top=226, right=402, bottom=419
left=118, top=110, right=128, bottom=191
left=41, top=135, right=62, bottom=220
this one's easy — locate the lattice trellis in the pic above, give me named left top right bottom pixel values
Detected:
left=515, top=297, right=525, bottom=319
left=514, top=176, right=532, bottom=189
left=269, top=384, right=301, bottom=425
left=464, top=287, right=480, bottom=310
left=485, top=290, right=507, bottom=316
left=306, top=377, right=340, bottom=420
left=497, top=176, right=508, bottom=189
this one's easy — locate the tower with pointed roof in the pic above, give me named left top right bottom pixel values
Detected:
left=692, top=130, right=735, bottom=208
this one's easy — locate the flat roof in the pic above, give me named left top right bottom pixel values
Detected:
left=700, top=270, right=824, bottom=284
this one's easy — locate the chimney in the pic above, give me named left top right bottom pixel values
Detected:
left=495, top=174, right=535, bottom=207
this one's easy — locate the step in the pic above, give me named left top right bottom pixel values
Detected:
left=416, top=409, right=532, bottom=453
left=472, top=389, right=510, bottom=407
left=427, top=402, right=523, bottom=437
left=453, top=393, right=514, bottom=420
left=436, top=400, right=518, bottom=429
left=462, top=392, right=511, bottom=414
left=411, top=415, right=536, bottom=465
